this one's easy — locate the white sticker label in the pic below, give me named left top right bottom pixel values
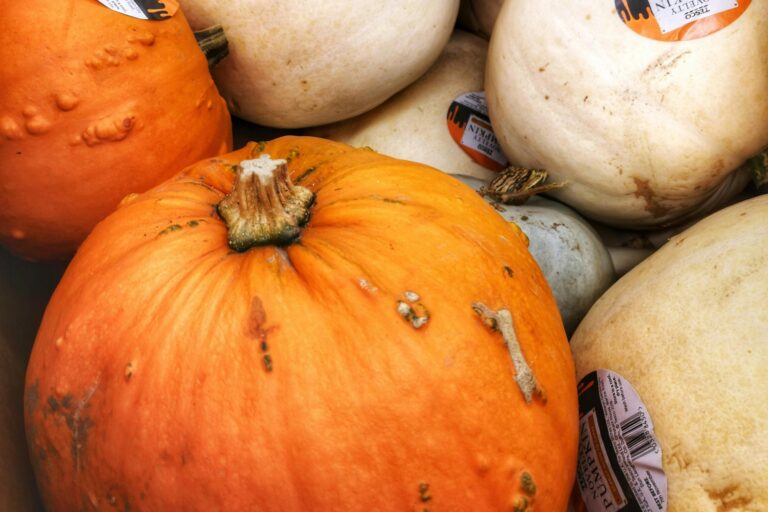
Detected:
left=574, top=369, right=668, bottom=512
left=98, top=0, right=149, bottom=19
left=460, top=114, right=508, bottom=167
left=650, top=0, right=739, bottom=33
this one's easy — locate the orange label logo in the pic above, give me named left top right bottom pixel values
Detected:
left=98, top=0, right=179, bottom=20
left=446, top=92, right=508, bottom=172
left=615, top=0, right=750, bottom=41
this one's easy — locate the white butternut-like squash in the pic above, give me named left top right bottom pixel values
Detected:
left=570, top=195, right=768, bottom=510
left=181, top=1, right=460, bottom=128
left=312, top=30, right=499, bottom=180
left=486, top=0, right=768, bottom=228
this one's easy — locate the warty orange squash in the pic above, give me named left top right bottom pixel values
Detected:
left=0, top=0, right=232, bottom=261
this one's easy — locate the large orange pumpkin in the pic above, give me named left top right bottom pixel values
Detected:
left=0, top=0, right=232, bottom=261
left=24, top=136, right=577, bottom=511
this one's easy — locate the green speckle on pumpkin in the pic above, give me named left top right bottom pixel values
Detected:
left=158, top=224, right=182, bottom=236
left=249, top=141, right=267, bottom=157
left=295, top=166, right=316, bottom=184
left=521, top=471, right=536, bottom=496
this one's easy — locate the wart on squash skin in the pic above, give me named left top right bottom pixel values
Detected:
left=472, top=303, right=542, bottom=403
left=358, top=277, right=378, bottom=294
left=512, top=496, right=530, bottom=512
left=418, top=481, right=432, bottom=503
left=125, top=361, right=136, bottom=382
left=396, top=291, right=429, bottom=329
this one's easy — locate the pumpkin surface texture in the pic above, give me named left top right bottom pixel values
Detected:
left=485, top=0, right=768, bottom=228
left=179, top=0, right=460, bottom=128
left=0, top=0, right=232, bottom=261
left=24, top=136, right=578, bottom=511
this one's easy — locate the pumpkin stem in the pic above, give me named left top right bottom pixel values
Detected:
left=194, top=25, right=229, bottom=70
left=218, top=155, right=315, bottom=251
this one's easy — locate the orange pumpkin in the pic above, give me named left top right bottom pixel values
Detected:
left=25, top=136, right=577, bottom=511
left=0, top=0, right=232, bottom=261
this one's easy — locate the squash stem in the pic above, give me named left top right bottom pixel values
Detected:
left=194, top=25, right=229, bottom=70
left=479, top=166, right=567, bottom=205
left=218, top=155, right=315, bottom=251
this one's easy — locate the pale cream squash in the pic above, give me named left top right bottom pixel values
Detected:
left=570, top=195, right=768, bottom=510
left=312, top=30, right=498, bottom=180
left=486, top=0, right=768, bottom=228
left=181, top=0, right=460, bottom=128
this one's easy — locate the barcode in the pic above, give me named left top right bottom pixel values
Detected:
left=620, top=411, right=657, bottom=461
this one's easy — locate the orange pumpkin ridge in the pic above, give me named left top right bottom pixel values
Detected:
left=25, top=136, right=578, bottom=511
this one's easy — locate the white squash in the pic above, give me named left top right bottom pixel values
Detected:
left=457, top=0, right=504, bottom=39
left=485, top=0, right=768, bottom=228
left=594, top=182, right=762, bottom=275
left=457, top=175, right=615, bottom=334
left=570, top=195, right=768, bottom=510
left=0, top=250, right=65, bottom=510
left=312, top=30, right=498, bottom=181
left=181, top=0, right=459, bottom=128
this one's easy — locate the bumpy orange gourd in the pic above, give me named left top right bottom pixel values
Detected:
left=24, top=136, right=577, bottom=511
left=0, top=0, right=232, bottom=261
